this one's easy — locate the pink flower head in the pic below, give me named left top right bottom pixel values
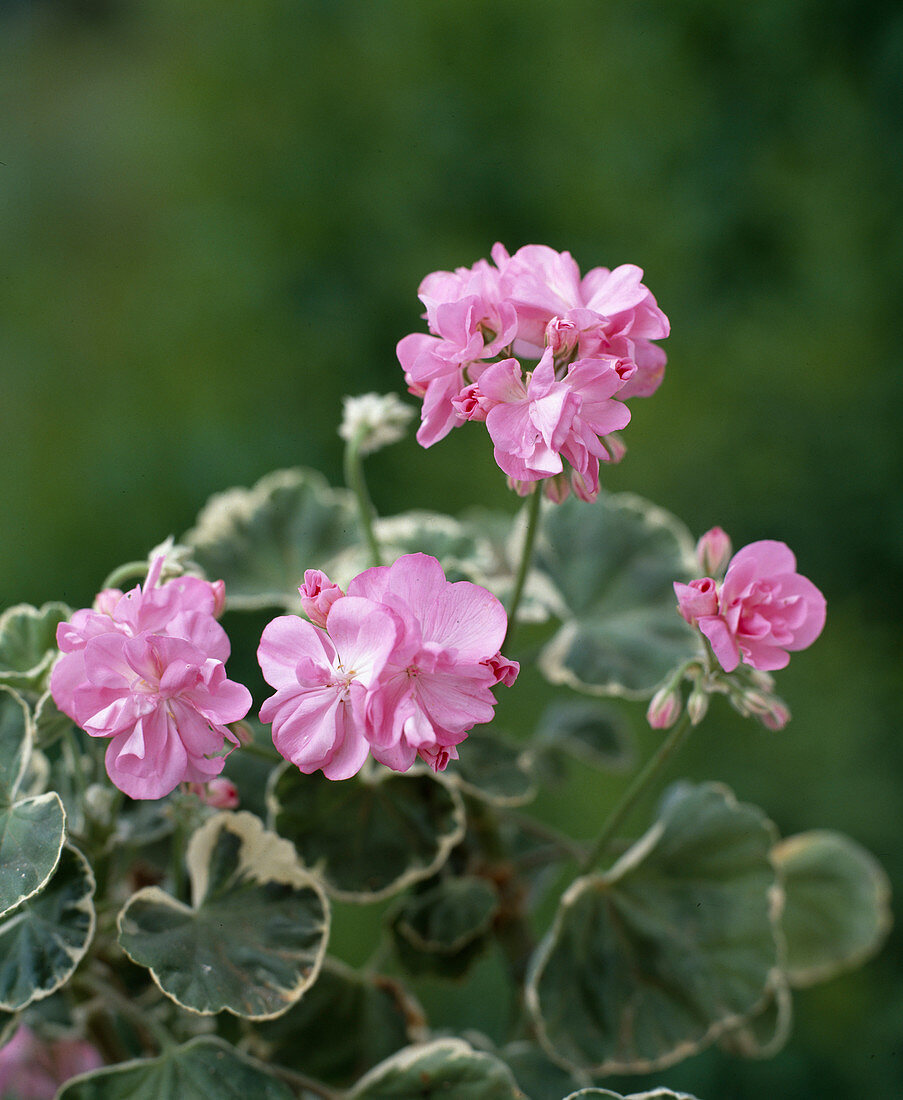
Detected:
left=299, top=569, right=345, bottom=628
left=258, top=597, right=399, bottom=779
left=676, top=539, right=826, bottom=673
left=0, top=1026, right=103, bottom=1098
left=347, top=554, right=514, bottom=772
left=51, top=556, right=250, bottom=799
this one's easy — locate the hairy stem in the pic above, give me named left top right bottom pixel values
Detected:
left=344, top=427, right=382, bottom=567
left=579, top=712, right=693, bottom=875
left=504, top=487, right=543, bottom=648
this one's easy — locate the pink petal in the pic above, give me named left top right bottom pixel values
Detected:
left=258, top=615, right=335, bottom=690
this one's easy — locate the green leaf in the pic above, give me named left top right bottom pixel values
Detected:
left=250, top=956, right=423, bottom=1086
left=445, top=729, right=537, bottom=807
left=268, top=764, right=466, bottom=902
left=533, top=491, right=698, bottom=697
left=183, top=468, right=360, bottom=610
left=349, top=1037, right=525, bottom=1099
left=117, top=812, right=329, bottom=1019
left=58, top=1035, right=294, bottom=1099
left=0, top=603, right=70, bottom=693
left=774, top=829, right=892, bottom=988
left=0, top=687, right=32, bottom=803
left=532, top=699, right=634, bottom=772
left=562, top=1090, right=701, bottom=1099
left=0, top=792, right=67, bottom=920
left=391, top=876, right=499, bottom=979
left=0, top=844, right=96, bottom=1011
left=526, top=782, right=780, bottom=1075
left=718, top=974, right=792, bottom=1059
left=497, top=1040, right=590, bottom=1100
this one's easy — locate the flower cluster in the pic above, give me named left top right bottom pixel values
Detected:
left=51, top=555, right=251, bottom=800
left=257, top=553, right=518, bottom=778
left=675, top=534, right=826, bottom=673
left=397, top=243, right=669, bottom=500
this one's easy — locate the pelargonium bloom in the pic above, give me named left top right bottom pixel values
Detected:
left=257, top=554, right=518, bottom=777
left=0, top=1026, right=103, bottom=1099
left=51, top=556, right=251, bottom=799
left=675, top=539, right=826, bottom=672
left=397, top=243, right=669, bottom=500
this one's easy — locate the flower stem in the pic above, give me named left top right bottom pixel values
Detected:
left=344, top=427, right=382, bottom=567
left=579, top=712, right=694, bottom=875
left=504, top=487, right=543, bottom=648
left=101, top=560, right=149, bottom=590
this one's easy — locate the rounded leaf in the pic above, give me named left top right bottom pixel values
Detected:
left=0, top=687, right=32, bottom=804
left=445, top=730, right=537, bottom=807
left=250, top=956, right=424, bottom=1086
left=58, top=1035, right=294, bottom=1099
left=391, top=876, right=499, bottom=979
left=0, top=844, right=96, bottom=1011
left=0, top=603, right=70, bottom=693
left=773, top=829, right=892, bottom=988
left=268, top=764, right=465, bottom=902
left=563, top=1090, right=701, bottom=1099
left=117, top=812, right=329, bottom=1018
left=348, top=1037, right=525, bottom=1099
left=533, top=492, right=698, bottom=697
left=717, top=974, right=793, bottom=1060
left=183, top=468, right=359, bottom=610
left=532, top=699, right=634, bottom=772
left=526, top=782, right=781, bottom=1075
left=0, top=792, right=66, bottom=919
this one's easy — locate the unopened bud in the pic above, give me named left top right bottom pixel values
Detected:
left=696, top=527, right=732, bottom=578
left=543, top=473, right=571, bottom=504
left=187, top=778, right=240, bottom=810
left=299, top=569, right=345, bottom=628
left=338, top=392, right=415, bottom=455
left=647, top=685, right=683, bottom=730
left=545, top=316, right=579, bottom=360
left=686, top=686, right=710, bottom=725
left=743, top=690, right=791, bottom=731
left=230, top=720, right=255, bottom=747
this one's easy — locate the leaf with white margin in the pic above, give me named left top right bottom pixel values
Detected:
left=391, top=875, right=499, bottom=979
left=533, top=491, right=698, bottom=698
left=0, top=688, right=66, bottom=919
left=268, top=764, right=465, bottom=903
left=562, top=1090, right=701, bottom=1099
left=445, top=729, right=537, bottom=807
left=117, top=811, right=329, bottom=1019
left=718, top=973, right=793, bottom=1059
left=250, top=956, right=425, bottom=1086
left=496, top=1040, right=590, bottom=1100
left=531, top=699, right=634, bottom=775
left=526, top=782, right=781, bottom=1076
left=57, top=1035, right=294, bottom=1099
left=348, top=1037, right=525, bottom=1099
left=0, top=602, right=70, bottom=693
left=182, top=467, right=360, bottom=610
left=774, top=829, right=892, bottom=988
left=0, top=844, right=95, bottom=1011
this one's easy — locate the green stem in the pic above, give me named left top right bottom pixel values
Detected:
left=504, top=487, right=543, bottom=648
left=579, top=712, right=694, bottom=875
left=101, top=560, right=149, bottom=590
left=344, top=428, right=382, bottom=567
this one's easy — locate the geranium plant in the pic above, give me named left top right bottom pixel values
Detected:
left=0, top=245, right=889, bottom=1100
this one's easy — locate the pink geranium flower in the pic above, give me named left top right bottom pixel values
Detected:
left=0, top=1026, right=103, bottom=1099
left=258, top=597, right=398, bottom=779
left=51, top=556, right=250, bottom=799
left=347, top=553, right=516, bottom=771
left=675, top=539, right=826, bottom=672
left=258, top=555, right=517, bottom=777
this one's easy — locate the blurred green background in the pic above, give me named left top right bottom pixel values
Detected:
left=4, top=0, right=902, bottom=1096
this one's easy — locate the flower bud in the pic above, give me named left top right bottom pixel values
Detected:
left=338, top=392, right=415, bottom=455
left=742, top=690, right=791, bottom=731
left=543, top=473, right=571, bottom=504
left=686, top=686, right=710, bottom=725
left=647, top=685, right=682, bottom=730
left=696, top=527, right=732, bottom=578
left=299, top=569, right=345, bottom=628
left=674, top=578, right=719, bottom=625
left=187, top=778, right=240, bottom=809
left=452, top=382, right=490, bottom=422
left=545, top=316, right=579, bottom=360
left=230, top=719, right=255, bottom=747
